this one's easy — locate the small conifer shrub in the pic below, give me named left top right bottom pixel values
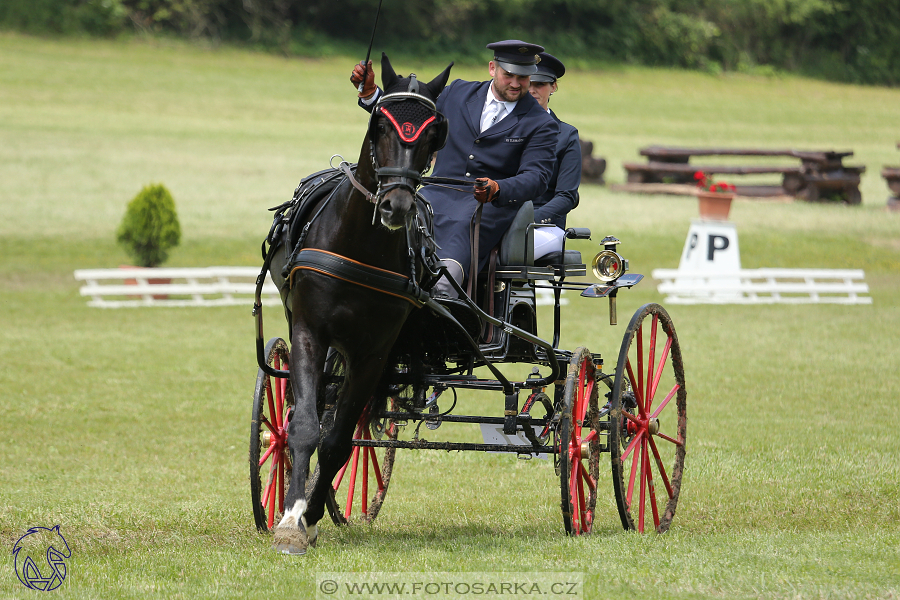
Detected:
left=117, top=184, right=181, bottom=268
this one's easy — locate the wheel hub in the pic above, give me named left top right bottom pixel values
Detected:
left=625, top=415, right=660, bottom=437
left=262, top=426, right=287, bottom=450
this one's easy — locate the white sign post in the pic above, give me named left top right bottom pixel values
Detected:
left=676, top=219, right=742, bottom=300
left=678, top=219, right=741, bottom=272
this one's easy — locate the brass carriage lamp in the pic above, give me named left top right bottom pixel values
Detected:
left=592, top=236, right=628, bottom=325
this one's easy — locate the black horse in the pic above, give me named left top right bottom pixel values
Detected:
left=271, top=55, right=453, bottom=554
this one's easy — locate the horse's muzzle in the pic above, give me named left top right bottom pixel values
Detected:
left=378, top=189, right=415, bottom=230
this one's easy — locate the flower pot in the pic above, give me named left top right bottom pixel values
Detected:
left=697, top=191, right=735, bottom=221
left=120, top=265, right=171, bottom=300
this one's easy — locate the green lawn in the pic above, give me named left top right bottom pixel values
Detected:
left=1, top=32, right=898, bottom=599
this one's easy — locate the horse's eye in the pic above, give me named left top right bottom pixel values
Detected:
left=376, top=122, right=387, bottom=133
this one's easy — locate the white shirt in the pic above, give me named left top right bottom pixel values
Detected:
left=480, top=83, right=516, bottom=133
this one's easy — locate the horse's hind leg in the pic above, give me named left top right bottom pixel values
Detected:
left=273, top=329, right=325, bottom=555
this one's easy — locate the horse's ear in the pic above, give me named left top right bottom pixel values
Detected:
left=425, top=62, right=454, bottom=100
left=381, top=52, right=400, bottom=91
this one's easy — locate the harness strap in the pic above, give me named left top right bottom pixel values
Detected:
left=467, top=203, right=483, bottom=298
left=288, top=248, right=428, bottom=308
left=338, top=161, right=377, bottom=204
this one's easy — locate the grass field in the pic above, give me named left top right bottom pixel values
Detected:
left=1, top=32, right=899, bottom=599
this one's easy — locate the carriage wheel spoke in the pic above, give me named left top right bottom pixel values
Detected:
left=624, top=361, right=643, bottom=419
left=265, top=380, right=278, bottom=430
left=262, top=454, right=276, bottom=508
left=260, top=415, right=277, bottom=436
left=344, top=445, right=361, bottom=517
left=277, top=450, right=285, bottom=514
left=576, top=465, right=586, bottom=530
left=622, top=429, right=643, bottom=462
left=579, top=459, right=596, bottom=492
left=644, top=438, right=660, bottom=529
left=277, top=378, right=286, bottom=424
left=368, top=446, right=385, bottom=491
left=333, top=457, right=350, bottom=491
left=638, top=436, right=647, bottom=533
left=657, top=432, right=684, bottom=447
left=362, top=440, right=369, bottom=516
left=646, top=316, right=658, bottom=413
left=649, top=436, right=673, bottom=499
left=626, top=432, right=643, bottom=507
left=258, top=442, right=276, bottom=467
left=636, top=325, right=644, bottom=414
left=648, top=337, right=673, bottom=407
left=569, top=463, right=581, bottom=532
left=650, top=384, right=680, bottom=420
left=267, top=454, right=278, bottom=529
left=621, top=410, right=641, bottom=425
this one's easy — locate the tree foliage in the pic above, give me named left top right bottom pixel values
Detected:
left=1, top=0, right=898, bottom=85
left=117, top=184, right=181, bottom=268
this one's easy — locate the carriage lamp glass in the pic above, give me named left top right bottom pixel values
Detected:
left=592, top=250, right=625, bottom=282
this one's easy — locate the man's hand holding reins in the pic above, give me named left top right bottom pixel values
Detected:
left=474, top=178, right=500, bottom=203
left=351, top=60, right=377, bottom=99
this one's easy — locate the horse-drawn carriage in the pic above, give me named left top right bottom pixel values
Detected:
left=247, top=56, right=686, bottom=554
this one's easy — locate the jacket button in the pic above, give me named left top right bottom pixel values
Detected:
left=468, top=154, right=474, bottom=159
left=475, top=139, right=480, bottom=144
left=465, top=172, right=471, bottom=177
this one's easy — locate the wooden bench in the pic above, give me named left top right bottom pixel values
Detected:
left=651, top=268, right=871, bottom=305
left=883, top=142, right=900, bottom=210
left=624, top=146, right=865, bottom=203
left=579, top=139, right=607, bottom=184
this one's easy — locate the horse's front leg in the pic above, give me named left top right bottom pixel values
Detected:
left=303, top=352, right=389, bottom=527
left=273, top=327, right=326, bottom=555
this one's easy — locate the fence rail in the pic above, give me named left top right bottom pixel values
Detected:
left=74, top=267, right=279, bottom=308
left=74, top=267, right=565, bottom=308
left=651, top=268, right=871, bottom=305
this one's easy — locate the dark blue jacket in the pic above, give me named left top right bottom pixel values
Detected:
left=361, top=80, right=558, bottom=276
left=533, top=110, right=581, bottom=229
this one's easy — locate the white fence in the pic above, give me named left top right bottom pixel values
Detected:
left=74, top=267, right=565, bottom=308
left=651, top=268, right=871, bottom=305
left=74, top=267, right=280, bottom=308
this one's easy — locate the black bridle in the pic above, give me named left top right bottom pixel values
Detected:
left=364, top=78, right=451, bottom=200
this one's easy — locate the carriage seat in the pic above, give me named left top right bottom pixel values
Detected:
left=499, top=201, right=535, bottom=266
left=497, top=202, right=582, bottom=269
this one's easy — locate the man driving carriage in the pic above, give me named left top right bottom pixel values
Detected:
left=351, top=40, right=559, bottom=299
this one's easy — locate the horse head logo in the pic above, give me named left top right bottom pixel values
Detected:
left=12, top=525, right=71, bottom=591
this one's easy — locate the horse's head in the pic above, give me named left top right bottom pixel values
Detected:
left=367, top=53, right=453, bottom=229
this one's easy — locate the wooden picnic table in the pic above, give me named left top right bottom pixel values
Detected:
left=624, top=145, right=865, bottom=204
left=883, top=142, right=900, bottom=210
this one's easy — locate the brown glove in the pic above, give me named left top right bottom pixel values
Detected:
left=474, top=178, right=500, bottom=203
left=350, top=60, right=377, bottom=99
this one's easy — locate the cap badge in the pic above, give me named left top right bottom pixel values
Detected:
left=518, top=47, right=528, bottom=53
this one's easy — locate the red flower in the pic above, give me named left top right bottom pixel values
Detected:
left=695, top=171, right=734, bottom=193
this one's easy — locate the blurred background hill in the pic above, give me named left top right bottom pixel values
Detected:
left=2, top=0, right=899, bottom=86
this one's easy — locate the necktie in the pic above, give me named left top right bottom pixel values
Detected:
left=481, top=101, right=503, bottom=133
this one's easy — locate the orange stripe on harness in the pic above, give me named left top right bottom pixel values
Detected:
left=287, top=248, right=422, bottom=308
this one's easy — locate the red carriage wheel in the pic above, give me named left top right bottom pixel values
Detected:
left=610, top=304, right=686, bottom=533
left=327, top=399, right=397, bottom=524
left=558, top=347, right=602, bottom=535
left=250, top=338, right=293, bottom=532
